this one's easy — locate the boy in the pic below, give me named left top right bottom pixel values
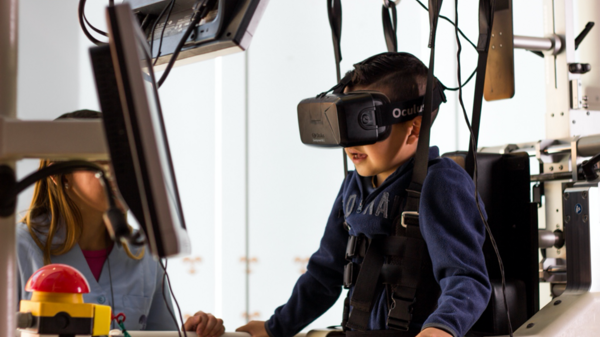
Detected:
left=240, top=52, right=491, bottom=337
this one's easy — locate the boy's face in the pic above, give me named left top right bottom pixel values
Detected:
left=344, top=85, right=423, bottom=179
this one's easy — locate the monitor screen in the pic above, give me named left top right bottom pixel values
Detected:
left=90, top=2, right=190, bottom=258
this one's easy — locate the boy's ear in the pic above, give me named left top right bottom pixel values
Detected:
left=406, top=116, right=422, bottom=145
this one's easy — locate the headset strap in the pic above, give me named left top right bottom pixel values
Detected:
left=382, top=1, right=398, bottom=52
left=404, top=0, right=443, bottom=214
left=375, top=84, right=447, bottom=126
left=465, top=0, right=495, bottom=177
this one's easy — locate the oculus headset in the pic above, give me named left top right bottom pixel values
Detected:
left=297, top=72, right=447, bottom=148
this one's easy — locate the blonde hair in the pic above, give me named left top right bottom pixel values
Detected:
left=21, top=159, right=144, bottom=265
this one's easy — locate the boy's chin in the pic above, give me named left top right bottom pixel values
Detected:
left=355, top=167, right=378, bottom=177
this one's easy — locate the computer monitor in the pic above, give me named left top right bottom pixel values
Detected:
left=89, top=2, right=190, bottom=258
left=130, top=0, right=268, bottom=68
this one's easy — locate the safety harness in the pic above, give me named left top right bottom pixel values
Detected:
left=325, top=0, right=497, bottom=335
left=325, top=0, right=444, bottom=334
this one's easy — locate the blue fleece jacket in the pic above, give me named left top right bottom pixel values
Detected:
left=266, top=147, right=491, bottom=337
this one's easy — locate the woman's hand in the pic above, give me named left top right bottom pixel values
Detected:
left=183, top=311, right=225, bottom=337
left=236, top=320, right=269, bottom=337
left=415, top=327, right=453, bottom=337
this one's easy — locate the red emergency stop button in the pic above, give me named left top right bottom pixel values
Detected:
left=25, top=263, right=90, bottom=294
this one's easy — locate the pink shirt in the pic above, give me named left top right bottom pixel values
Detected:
left=81, top=244, right=113, bottom=281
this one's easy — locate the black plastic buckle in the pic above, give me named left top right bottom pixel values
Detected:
left=345, top=235, right=359, bottom=260
left=387, top=296, right=416, bottom=331
left=343, top=262, right=357, bottom=289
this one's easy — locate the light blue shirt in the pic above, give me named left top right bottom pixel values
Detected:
left=16, top=222, right=178, bottom=331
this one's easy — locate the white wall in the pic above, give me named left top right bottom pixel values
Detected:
left=15, top=0, right=550, bottom=333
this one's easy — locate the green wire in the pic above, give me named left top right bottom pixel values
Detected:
left=117, top=320, right=132, bottom=337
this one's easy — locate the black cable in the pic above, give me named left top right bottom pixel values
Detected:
left=454, top=2, right=513, bottom=336
left=157, top=0, right=212, bottom=87
left=159, top=259, right=183, bottom=337
left=445, top=68, right=476, bottom=91
left=149, top=1, right=173, bottom=60
left=415, top=0, right=477, bottom=91
left=7, top=161, right=115, bottom=209
left=107, top=254, right=116, bottom=330
left=79, top=0, right=106, bottom=45
left=154, top=0, right=177, bottom=66
left=162, top=258, right=188, bottom=337
left=415, top=0, right=476, bottom=50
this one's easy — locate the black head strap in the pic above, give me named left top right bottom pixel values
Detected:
left=375, top=81, right=447, bottom=126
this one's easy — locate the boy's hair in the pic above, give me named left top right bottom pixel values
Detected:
left=345, top=52, right=439, bottom=122
left=346, top=52, right=429, bottom=102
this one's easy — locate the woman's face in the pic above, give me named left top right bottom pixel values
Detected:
left=61, top=161, right=118, bottom=214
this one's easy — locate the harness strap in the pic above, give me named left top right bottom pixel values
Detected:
left=465, top=0, right=495, bottom=177
left=326, top=0, right=348, bottom=178
left=382, top=1, right=398, bottom=52
left=346, top=236, right=386, bottom=331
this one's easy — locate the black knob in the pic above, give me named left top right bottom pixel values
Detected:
left=568, top=63, right=592, bottom=74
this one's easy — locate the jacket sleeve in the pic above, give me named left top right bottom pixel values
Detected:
left=419, top=165, right=492, bottom=337
left=144, top=260, right=179, bottom=330
left=266, top=184, right=349, bottom=337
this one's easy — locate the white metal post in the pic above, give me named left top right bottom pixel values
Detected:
left=0, top=0, right=18, bottom=335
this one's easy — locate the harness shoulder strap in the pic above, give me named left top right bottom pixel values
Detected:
left=465, top=0, right=495, bottom=177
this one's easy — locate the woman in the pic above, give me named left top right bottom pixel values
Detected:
left=17, top=110, right=224, bottom=335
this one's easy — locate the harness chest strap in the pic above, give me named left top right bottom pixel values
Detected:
left=343, top=223, right=427, bottom=332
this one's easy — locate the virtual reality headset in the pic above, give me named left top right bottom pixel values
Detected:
left=297, top=75, right=446, bottom=148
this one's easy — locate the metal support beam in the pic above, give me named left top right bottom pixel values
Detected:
left=514, top=34, right=562, bottom=54
left=0, top=118, right=108, bottom=161
left=0, top=0, right=18, bottom=335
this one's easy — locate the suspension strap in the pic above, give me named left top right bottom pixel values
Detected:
left=326, top=0, right=348, bottom=178
left=403, top=0, right=443, bottom=216
left=464, top=0, right=495, bottom=177
left=382, top=1, right=398, bottom=52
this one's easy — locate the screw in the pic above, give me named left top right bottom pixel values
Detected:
left=583, top=95, right=588, bottom=101
left=492, top=33, right=495, bottom=37
left=564, top=192, right=570, bottom=199
left=583, top=215, right=589, bottom=222
left=588, top=111, right=591, bottom=116
left=556, top=209, right=559, bottom=212
left=559, top=165, right=564, bottom=170
left=561, top=112, right=565, bottom=116
left=573, top=120, right=577, bottom=124
left=527, top=323, right=535, bottom=329
left=500, top=32, right=503, bottom=35
left=492, top=45, right=496, bottom=49
left=583, top=103, right=589, bottom=109
left=551, top=113, right=555, bottom=117
left=500, top=44, right=503, bottom=48
left=582, top=191, right=588, bottom=198
left=554, top=300, right=562, bottom=306
left=550, top=166, right=554, bottom=171
left=565, top=215, right=571, bottom=223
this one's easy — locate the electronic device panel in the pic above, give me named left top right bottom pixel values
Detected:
left=129, top=0, right=268, bottom=68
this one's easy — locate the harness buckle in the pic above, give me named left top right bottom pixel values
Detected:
left=387, top=295, right=416, bottom=331
left=400, top=211, right=419, bottom=228
left=343, top=262, right=358, bottom=289
left=345, top=235, right=358, bottom=260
